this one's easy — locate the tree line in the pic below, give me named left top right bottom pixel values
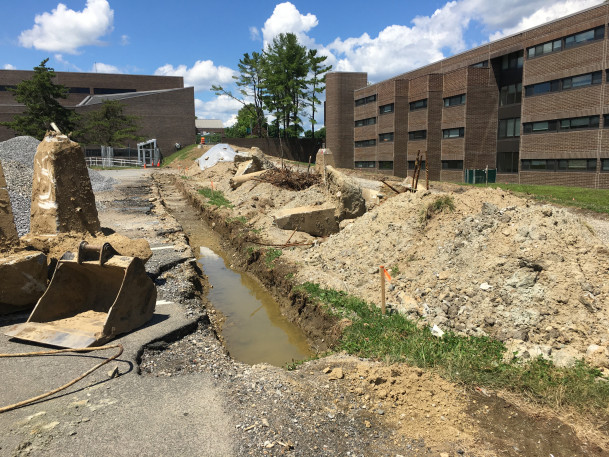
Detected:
left=212, top=32, right=331, bottom=139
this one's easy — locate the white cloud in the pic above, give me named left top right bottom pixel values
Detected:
left=261, top=2, right=318, bottom=47
left=488, top=0, right=604, bottom=40
left=3, top=64, right=16, bottom=70
left=154, top=60, right=235, bottom=92
left=91, top=62, right=122, bottom=74
left=19, top=0, right=114, bottom=54
left=249, top=26, right=260, bottom=41
left=54, top=53, right=83, bottom=72
left=194, top=96, right=242, bottom=125
left=120, top=34, right=129, bottom=46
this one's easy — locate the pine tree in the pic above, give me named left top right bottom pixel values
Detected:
left=74, top=100, right=143, bottom=147
left=1, top=59, right=78, bottom=139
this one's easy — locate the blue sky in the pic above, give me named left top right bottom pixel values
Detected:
left=1, top=0, right=603, bottom=129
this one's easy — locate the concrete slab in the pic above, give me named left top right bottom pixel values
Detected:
left=274, top=203, right=339, bottom=237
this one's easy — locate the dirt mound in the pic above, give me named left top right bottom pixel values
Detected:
left=261, top=168, right=320, bottom=191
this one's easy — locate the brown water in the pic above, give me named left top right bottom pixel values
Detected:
left=161, top=187, right=312, bottom=367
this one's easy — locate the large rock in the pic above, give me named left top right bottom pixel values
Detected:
left=324, top=166, right=366, bottom=220
left=30, top=133, right=100, bottom=235
left=0, top=250, right=48, bottom=313
left=315, top=148, right=335, bottom=172
left=274, top=204, right=339, bottom=237
left=0, top=161, right=19, bottom=247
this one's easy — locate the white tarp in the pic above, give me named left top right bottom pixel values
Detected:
left=195, top=143, right=236, bottom=170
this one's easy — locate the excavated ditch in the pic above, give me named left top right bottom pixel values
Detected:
left=153, top=173, right=324, bottom=367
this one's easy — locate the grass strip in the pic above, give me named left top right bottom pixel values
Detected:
left=299, top=282, right=609, bottom=414
left=471, top=183, right=609, bottom=214
left=197, top=187, right=233, bottom=208
left=163, top=144, right=198, bottom=166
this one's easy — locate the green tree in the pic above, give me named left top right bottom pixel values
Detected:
left=212, top=52, right=266, bottom=137
left=1, top=59, right=78, bottom=139
left=262, top=33, right=309, bottom=138
left=304, top=126, right=326, bottom=139
left=305, top=49, right=331, bottom=140
left=74, top=100, right=143, bottom=147
left=224, top=104, right=262, bottom=138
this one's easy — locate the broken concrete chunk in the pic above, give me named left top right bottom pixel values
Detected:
left=30, top=133, right=100, bottom=235
left=234, top=160, right=254, bottom=178
left=324, top=166, right=366, bottom=220
left=315, top=148, right=335, bottom=172
left=0, top=250, right=47, bottom=313
left=273, top=204, right=339, bottom=237
left=0, top=161, right=19, bottom=247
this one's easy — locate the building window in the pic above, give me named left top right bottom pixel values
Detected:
left=525, top=71, right=602, bottom=96
left=523, top=116, right=599, bottom=134
left=521, top=159, right=596, bottom=171
left=604, top=114, right=609, bottom=127
left=355, top=117, right=376, bottom=127
left=442, top=127, right=465, bottom=139
left=498, top=118, right=521, bottom=138
left=355, top=161, right=375, bottom=168
left=379, top=161, right=394, bottom=170
left=602, top=159, right=609, bottom=171
left=0, top=85, right=16, bottom=91
left=355, top=139, right=376, bottom=148
left=565, top=26, right=605, bottom=49
left=93, top=88, right=136, bottom=94
left=408, top=160, right=426, bottom=169
left=409, top=99, right=427, bottom=111
left=499, top=83, right=522, bottom=106
left=527, top=26, right=605, bottom=59
left=69, top=87, right=90, bottom=94
left=379, top=132, right=394, bottom=142
left=355, top=94, right=377, bottom=107
left=471, top=60, right=489, bottom=68
left=444, top=94, right=466, bottom=107
left=501, top=50, right=523, bottom=70
left=379, top=103, right=394, bottom=114
left=497, top=152, right=519, bottom=173
left=442, top=160, right=463, bottom=170
left=408, top=130, right=427, bottom=140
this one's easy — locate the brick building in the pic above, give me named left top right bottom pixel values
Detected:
left=0, top=71, right=195, bottom=156
left=325, top=4, right=609, bottom=188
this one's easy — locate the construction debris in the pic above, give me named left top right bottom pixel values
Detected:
left=323, top=166, right=366, bottom=220
left=0, top=251, right=48, bottom=314
left=315, top=148, right=335, bottom=172
left=5, top=242, right=156, bottom=348
left=29, top=132, right=100, bottom=235
left=0, top=161, right=18, bottom=247
left=273, top=203, right=339, bottom=237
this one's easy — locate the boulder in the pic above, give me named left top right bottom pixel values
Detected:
left=0, top=161, right=19, bottom=247
left=315, top=148, right=335, bottom=172
left=324, top=166, right=366, bottom=220
left=273, top=204, right=339, bottom=237
left=30, top=133, right=100, bottom=235
left=0, top=250, right=48, bottom=313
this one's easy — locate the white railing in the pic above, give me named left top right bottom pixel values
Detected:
left=86, top=157, right=143, bottom=168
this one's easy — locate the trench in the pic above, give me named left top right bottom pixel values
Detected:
left=159, top=179, right=313, bottom=367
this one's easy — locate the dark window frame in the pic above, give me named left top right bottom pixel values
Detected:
left=378, top=132, right=394, bottom=142
left=521, top=158, right=597, bottom=172
left=355, top=94, right=377, bottom=107
left=443, top=94, right=466, bottom=108
left=527, top=25, right=605, bottom=59
left=378, top=161, right=394, bottom=170
left=408, top=130, right=427, bottom=140
left=441, top=160, right=464, bottom=170
left=379, top=103, right=394, bottom=114
left=499, top=82, right=522, bottom=106
left=354, top=139, right=376, bottom=148
left=408, top=160, right=426, bottom=170
left=354, top=117, right=377, bottom=127
left=92, top=88, right=136, bottom=95
left=498, top=117, right=521, bottom=138
left=602, top=159, right=609, bottom=172
left=442, top=127, right=465, bottom=139
left=354, top=161, right=376, bottom=169
left=497, top=151, right=519, bottom=173
left=523, top=116, right=599, bottom=134
left=525, top=71, right=602, bottom=97
left=409, top=99, right=427, bottom=111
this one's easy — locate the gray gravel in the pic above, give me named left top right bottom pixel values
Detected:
left=0, top=135, right=116, bottom=235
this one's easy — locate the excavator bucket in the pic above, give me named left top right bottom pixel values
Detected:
left=5, top=242, right=156, bottom=348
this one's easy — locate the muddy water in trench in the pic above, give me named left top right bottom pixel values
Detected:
left=162, top=185, right=312, bottom=367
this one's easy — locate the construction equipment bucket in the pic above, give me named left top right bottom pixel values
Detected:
left=5, top=242, right=156, bottom=348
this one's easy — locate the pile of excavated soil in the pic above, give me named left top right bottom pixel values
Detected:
left=289, top=187, right=609, bottom=369
left=180, top=157, right=609, bottom=370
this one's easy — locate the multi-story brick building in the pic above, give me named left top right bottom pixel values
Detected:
left=326, top=4, right=609, bottom=188
left=0, top=70, right=195, bottom=156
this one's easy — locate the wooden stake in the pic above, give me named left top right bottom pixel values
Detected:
left=425, top=150, right=429, bottom=190
left=380, top=266, right=386, bottom=315
left=307, top=155, right=312, bottom=174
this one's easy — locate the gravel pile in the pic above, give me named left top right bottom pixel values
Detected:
left=0, top=136, right=40, bottom=236
left=0, top=135, right=115, bottom=236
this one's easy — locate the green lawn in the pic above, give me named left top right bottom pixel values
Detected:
left=472, top=183, right=609, bottom=214
left=163, top=144, right=198, bottom=166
